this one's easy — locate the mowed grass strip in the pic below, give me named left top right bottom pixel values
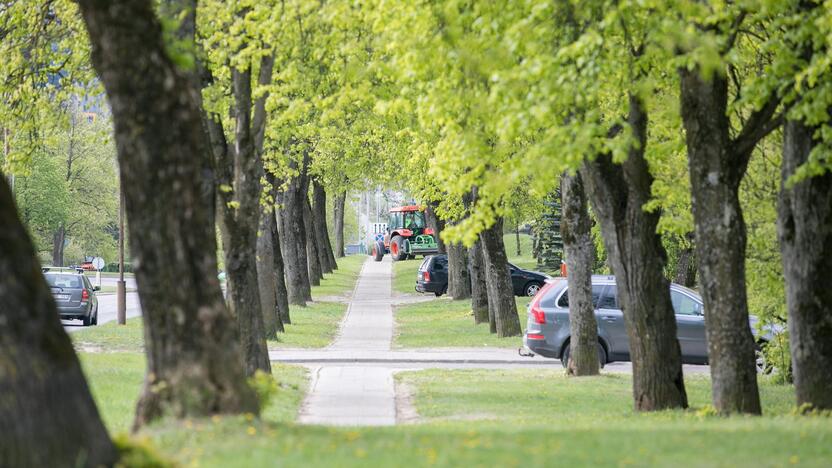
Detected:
left=268, top=301, right=347, bottom=348
left=310, top=254, right=366, bottom=298
left=394, top=297, right=532, bottom=348
left=72, top=317, right=145, bottom=352
left=80, top=352, right=308, bottom=434
left=392, top=257, right=421, bottom=295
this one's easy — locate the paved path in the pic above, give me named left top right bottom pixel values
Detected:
left=297, top=257, right=398, bottom=426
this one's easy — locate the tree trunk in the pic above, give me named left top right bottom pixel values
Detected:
left=560, top=172, right=600, bottom=376
left=779, top=117, right=832, bottom=410
left=515, top=223, right=521, bottom=256
left=257, top=206, right=282, bottom=337
left=447, top=242, right=471, bottom=299
left=52, top=224, right=65, bottom=267
left=334, top=191, right=346, bottom=257
left=0, top=175, right=117, bottom=467
left=312, top=179, right=337, bottom=272
left=78, top=0, right=259, bottom=427
left=468, top=237, right=490, bottom=324
left=304, top=195, right=323, bottom=286
left=581, top=95, right=688, bottom=411
left=278, top=153, right=312, bottom=305
left=267, top=176, right=292, bottom=325
left=424, top=202, right=446, bottom=253
left=674, top=233, right=697, bottom=287
left=214, top=58, right=273, bottom=377
left=479, top=217, right=521, bottom=337
left=680, top=68, right=763, bottom=414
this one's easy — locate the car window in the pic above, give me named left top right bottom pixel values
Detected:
left=433, top=257, right=447, bottom=270
left=597, top=285, right=619, bottom=309
left=45, top=274, right=82, bottom=288
left=671, top=290, right=701, bottom=316
left=556, top=284, right=605, bottom=309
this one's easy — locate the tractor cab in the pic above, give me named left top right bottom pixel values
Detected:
left=371, top=205, right=439, bottom=261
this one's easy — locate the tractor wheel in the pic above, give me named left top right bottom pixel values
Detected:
left=390, top=236, right=408, bottom=261
left=372, top=240, right=384, bottom=262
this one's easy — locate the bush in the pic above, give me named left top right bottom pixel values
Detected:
left=248, top=370, right=279, bottom=412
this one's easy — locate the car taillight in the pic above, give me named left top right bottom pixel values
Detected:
left=424, top=271, right=430, bottom=282
left=82, top=289, right=89, bottom=301
left=528, top=280, right=558, bottom=324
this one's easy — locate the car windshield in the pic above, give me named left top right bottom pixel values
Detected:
left=45, top=274, right=82, bottom=288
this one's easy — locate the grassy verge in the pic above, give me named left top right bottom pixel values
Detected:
left=392, top=258, right=421, bottom=295
left=96, top=285, right=137, bottom=294
left=80, top=352, right=308, bottom=434
left=268, top=301, right=347, bottom=348
left=394, top=296, right=532, bottom=348
left=72, top=318, right=145, bottom=352
left=311, top=255, right=366, bottom=298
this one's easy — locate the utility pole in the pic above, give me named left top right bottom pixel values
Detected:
left=117, top=188, right=126, bottom=325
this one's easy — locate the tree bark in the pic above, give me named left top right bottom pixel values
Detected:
left=334, top=191, right=346, bottom=257
left=0, top=175, right=117, bottom=468
left=479, top=217, right=521, bottom=337
left=312, top=179, right=337, bottom=272
left=304, top=194, right=323, bottom=286
left=561, top=172, right=600, bottom=376
left=679, top=67, right=771, bottom=414
left=424, top=201, right=446, bottom=253
left=447, top=241, right=471, bottom=299
left=468, top=237, right=490, bottom=324
left=278, top=152, right=312, bottom=305
left=52, top=224, right=65, bottom=267
left=77, top=0, right=259, bottom=427
left=257, top=206, right=282, bottom=337
left=267, top=175, right=292, bottom=325
left=581, top=95, right=687, bottom=411
left=214, top=57, right=273, bottom=376
left=779, top=117, right=832, bottom=410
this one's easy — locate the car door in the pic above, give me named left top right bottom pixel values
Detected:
left=671, top=288, right=707, bottom=364
left=508, top=264, right=523, bottom=294
left=595, top=285, right=629, bottom=358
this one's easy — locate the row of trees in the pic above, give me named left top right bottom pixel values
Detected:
left=1, top=0, right=830, bottom=465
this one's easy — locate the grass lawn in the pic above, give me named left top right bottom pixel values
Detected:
left=268, top=301, right=347, bottom=348
left=80, top=352, right=308, bottom=434
left=505, top=232, right=537, bottom=270
left=394, top=296, right=532, bottom=348
left=72, top=317, right=145, bottom=352
left=80, top=355, right=830, bottom=467
left=310, top=254, right=366, bottom=298
left=392, top=257, right=421, bottom=295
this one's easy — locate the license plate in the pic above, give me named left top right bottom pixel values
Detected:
left=55, top=294, right=71, bottom=301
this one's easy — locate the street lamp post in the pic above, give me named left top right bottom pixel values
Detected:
left=117, top=188, right=126, bottom=325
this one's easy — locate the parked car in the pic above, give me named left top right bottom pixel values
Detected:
left=43, top=268, right=99, bottom=326
left=523, top=275, right=775, bottom=370
left=415, top=254, right=550, bottom=297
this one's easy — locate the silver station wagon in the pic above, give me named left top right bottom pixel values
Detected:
left=523, top=276, right=774, bottom=370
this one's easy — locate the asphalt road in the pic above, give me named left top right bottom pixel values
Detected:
left=63, top=291, right=141, bottom=332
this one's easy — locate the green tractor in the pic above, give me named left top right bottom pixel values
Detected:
left=372, top=205, right=439, bottom=261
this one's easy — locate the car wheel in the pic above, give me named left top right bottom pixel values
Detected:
left=82, top=313, right=92, bottom=327
left=560, top=342, right=606, bottom=369
left=434, top=286, right=446, bottom=297
left=372, top=240, right=384, bottom=262
left=390, top=236, right=407, bottom=261
left=524, top=282, right=542, bottom=297
left=92, top=308, right=98, bottom=326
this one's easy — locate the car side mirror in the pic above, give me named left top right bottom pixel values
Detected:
left=93, top=286, right=101, bottom=291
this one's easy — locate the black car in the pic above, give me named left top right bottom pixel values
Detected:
left=416, top=254, right=550, bottom=297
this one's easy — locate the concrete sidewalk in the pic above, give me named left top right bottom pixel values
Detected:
left=297, top=257, right=398, bottom=426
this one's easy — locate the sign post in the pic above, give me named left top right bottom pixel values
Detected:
left=92, top=257, right=105, bottom=288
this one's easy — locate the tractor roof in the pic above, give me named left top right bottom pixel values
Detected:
left=390, top=205, right=423, bottom=213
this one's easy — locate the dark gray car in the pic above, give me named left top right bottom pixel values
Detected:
left=523, top=276, right=773, bottom=369
left=44, top=270, right=99, bottom=326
